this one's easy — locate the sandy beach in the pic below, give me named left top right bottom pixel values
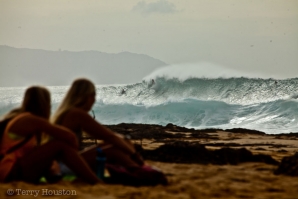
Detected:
left=1, top=123, right=298, bottom=199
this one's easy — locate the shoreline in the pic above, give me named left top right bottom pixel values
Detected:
left=105, top=123, right=298, bottom=159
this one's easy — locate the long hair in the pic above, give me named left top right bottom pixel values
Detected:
left=51, top=78, right=96, bottom=124
left=2, top=86, right=51, bottom=120
left=1, top=86, right=51, bottom=145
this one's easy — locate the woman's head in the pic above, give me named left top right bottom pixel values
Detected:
left=63, top=78, right=96, bottom=109
left=21, top=86, right=51, bottom=119
left=52, top=78, right=96, bottom=123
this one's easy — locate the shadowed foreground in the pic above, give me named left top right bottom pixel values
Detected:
left=1, top=123, right=298, bottom=199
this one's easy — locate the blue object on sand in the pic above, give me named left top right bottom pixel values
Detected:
left=96, top=147, right=106, bottom=179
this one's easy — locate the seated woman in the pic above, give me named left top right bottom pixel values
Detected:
left=0, top=86, right=101, bottom=184
left=51, top=78, right=144, bottom=169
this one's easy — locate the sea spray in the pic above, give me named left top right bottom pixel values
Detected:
left=1, top=77, right=298, bottom=134
left=97, top=77, right=298, bottom=105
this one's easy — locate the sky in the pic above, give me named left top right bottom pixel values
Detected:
left=1, top=0, right=298, bottom=80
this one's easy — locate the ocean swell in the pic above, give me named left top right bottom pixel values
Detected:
left=97, top=77, right=298, bottom=106
left=1, top=77, right=298, bottom=134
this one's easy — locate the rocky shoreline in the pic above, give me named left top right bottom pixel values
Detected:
left=102, top=123, right=298, bottom=176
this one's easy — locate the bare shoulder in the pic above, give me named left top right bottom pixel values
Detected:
left=68, top=107, right=87, bottom=114
left=66, top=108, right=89, bottom=118
left=15, top=113, right=47, bottom=125
left=8, top=113, right=49, bottom=134
left=62, top=108, right=93, bottom=127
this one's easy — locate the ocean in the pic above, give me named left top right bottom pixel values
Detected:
left=1, top=77, right=298, bottom=134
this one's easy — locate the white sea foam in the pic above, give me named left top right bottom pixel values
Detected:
left=1, top=77, right=298, bottom=134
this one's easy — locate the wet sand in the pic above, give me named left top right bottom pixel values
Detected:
left=1, top=123, right=298, bottom=199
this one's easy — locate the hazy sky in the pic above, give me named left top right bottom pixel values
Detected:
left=1, top=0, right=298, bottom=79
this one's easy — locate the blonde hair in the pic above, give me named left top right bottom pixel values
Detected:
left=51, top=78, right=96, bottom=124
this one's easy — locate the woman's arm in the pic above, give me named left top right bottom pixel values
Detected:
left=9, top=114, right=78, bottom=149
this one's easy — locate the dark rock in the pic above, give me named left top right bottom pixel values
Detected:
left=106, top=123, right=211, bottom=140
left=255, top=147, right=266, bottom=151
left=225, top=128, right=266, bottom=135
left=277, top=149, right=288, bottom=153
left=274, top=132, right=298, bottom=137
left=274, top=152, right=298, bottom=176
left=83, top=123, right=281, bottom=166
left=140, top=141, right=278, bottom=165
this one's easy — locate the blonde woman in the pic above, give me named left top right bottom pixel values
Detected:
left=52, top=78, right=143, bottom=169
left=0, top=86, right=100, bottom=184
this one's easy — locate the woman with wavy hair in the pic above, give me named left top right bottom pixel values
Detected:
left=0, top=86, right=100, bottom=184
left=52, top=78, right=143, bottom=169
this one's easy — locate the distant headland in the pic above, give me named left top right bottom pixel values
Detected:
left=0, top=45, right=167, bottom=87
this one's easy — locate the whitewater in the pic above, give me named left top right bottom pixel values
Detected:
left=1, top=76, right=298, bottom=134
